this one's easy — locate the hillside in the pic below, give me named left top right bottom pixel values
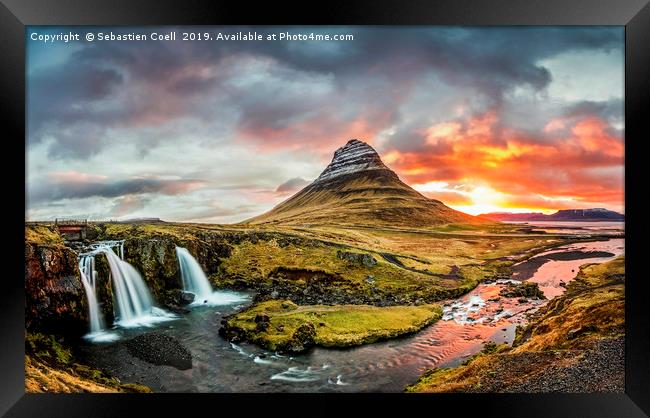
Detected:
left=246, top=139, right=485, bottom=228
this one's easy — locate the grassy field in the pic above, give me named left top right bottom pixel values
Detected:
left=26, top=221, right=581, bottom=305
left=25, top=225, right=66, bottom=247
left=220, top=300, right=443, bottom=351
left=215, top=222, right=577, bottom=302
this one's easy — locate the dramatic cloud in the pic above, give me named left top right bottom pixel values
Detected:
left=276, top=177, right=311, bottom=194
left=26, top=26, right=624, bottom=220
left=29, top=172, right=205, bottom=203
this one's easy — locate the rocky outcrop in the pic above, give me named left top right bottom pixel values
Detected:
left=499, top=282, right=546, bottom=300
left=122, top=238, right=180, bottom=298
left=336, top=250, right=377, bottom=267
left=315, top=139, right=390, bottom=183
left=219, top=300, right=443, bottom=353
left=219, top=315, right=317, bottom=353
left=117, top=233, right=233, bottom=302
left=125, top=332, right=192, bottom=370
left=25, top=243, right=87, bottom=334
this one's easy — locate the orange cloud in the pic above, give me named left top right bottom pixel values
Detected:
left=385, top=111, right=623, bottom=213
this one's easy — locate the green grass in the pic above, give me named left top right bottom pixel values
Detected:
left=102, top=223, right=201, bottom=241
left=217, top=238, right=486, bottom=299
left=224, top=300, right=443, bottom=350
left=25, top=226, right=65, bottom=247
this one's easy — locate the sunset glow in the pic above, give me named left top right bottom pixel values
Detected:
left=26, top=27, right=624, bottom=222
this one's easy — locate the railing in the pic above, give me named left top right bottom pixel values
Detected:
left=54, top=218, right=88, bottom=226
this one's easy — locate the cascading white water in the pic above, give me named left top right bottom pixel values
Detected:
left=103, top=248, right=154, bottom=323
left=176, top=247, right=213, bottom=300
left=175, top=246, right=249, bottom=306
left=79, top=255, right=105, bottom=333
left=77, top=241, right=175, bottom=342
left=78, top=242, right=122, bottom=343
left=102, top=247, right=175, bottom=328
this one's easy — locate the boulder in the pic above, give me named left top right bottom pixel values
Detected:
left=499, top=282, right=546, bottom=300
left=125, top=332, right=192, bottom=370
left=286, top=322, right=316, bottom=352
left=336, top=250, right=377, bottom=268
left=179, top=291, right=195, bottom=305
left=254, top=314, right=271, bottom=331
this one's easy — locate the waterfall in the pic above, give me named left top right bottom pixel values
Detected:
left=78, top=243, right=121, bottom=343
left=103, top=248, right=155, bottom=325
left=102, top=247, right=175, bottom=328
left=77, top=241, right=175, bottom=342
left=175, top=246, right=249, bottom=306
left=176, top=247, right=213, bottom=300
left=79, top=255, right=106, bottom=333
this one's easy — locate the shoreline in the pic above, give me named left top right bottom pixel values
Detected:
left=407, top=256, right=625, bottom=393
left=24, top=222, right=624, bottom=392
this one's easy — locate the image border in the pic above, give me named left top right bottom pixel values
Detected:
left=3, top=0, right=649, bottom=416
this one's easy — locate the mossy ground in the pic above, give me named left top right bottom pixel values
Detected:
left=25, top=332, right=151, bottom=393
left=58, top=220, right=575, bottom=306
left=102, top=222, right=203, bottom=241
left=27, top=222, right=577, bottom=303
left=215, top=224, right=573, bottom=302
left=25, top=225, right=65, bottom=247
left=222, top=300, right=443, bottom=351
left=406, top=256, right=625, bottom=392
left=24, top=221, right=586, bottom=392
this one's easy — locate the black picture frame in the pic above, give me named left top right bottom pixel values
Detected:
left=3, top=0, right=648, bottom=416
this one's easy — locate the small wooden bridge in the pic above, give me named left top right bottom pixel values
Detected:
left=54, top=219, right=89, bottom=240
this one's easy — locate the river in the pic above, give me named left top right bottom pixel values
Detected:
left=79, top=236, right=624, bottom=392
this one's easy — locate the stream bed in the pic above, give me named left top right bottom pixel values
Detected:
left=79, top=237, right=624, bottom=392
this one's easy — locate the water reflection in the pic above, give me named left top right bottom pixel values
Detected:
left=80, top=238, right=624, bottom=392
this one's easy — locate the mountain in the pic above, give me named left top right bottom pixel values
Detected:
left=117, top=217, right=165, bottom=224
left=245, top=139, right=485, bottom=228
left=479, top=208, right=624, bottom=222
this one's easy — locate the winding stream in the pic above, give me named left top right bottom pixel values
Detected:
left=79, top=234, right=624, bottom=392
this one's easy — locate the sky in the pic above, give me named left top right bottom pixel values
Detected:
left=26, top=26, right=624, bottom=222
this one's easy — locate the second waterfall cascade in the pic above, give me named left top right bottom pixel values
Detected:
left=175, top=246, right=249, bottom=306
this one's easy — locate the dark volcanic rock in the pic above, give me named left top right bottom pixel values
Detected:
left=125, top=332, right=192, bottom=370
left=336, top=250, right=377, bottom=268
left=315, top=139, right=390, bottom=182
left=500, top=282, right=546, bottom=300
left=25, top=243, right=87, bottom=334
left=286, top=323, right=316, bottom=352
left=179, top=291, right=195, bottom=305
left=254, top=314, right=271, bottom=331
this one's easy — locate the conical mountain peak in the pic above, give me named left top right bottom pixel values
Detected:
left=315, top=139, right=390, bottom=183
left=245, top=138, right=485, bottom=227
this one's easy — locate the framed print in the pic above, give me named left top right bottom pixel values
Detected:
left=2, top=0, right=649, bottom=416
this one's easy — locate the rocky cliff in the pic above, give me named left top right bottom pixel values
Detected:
left=25, top=238, right=87, bottom=334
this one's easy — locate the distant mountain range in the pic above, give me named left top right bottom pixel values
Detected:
left=479, top=208, right=624, bottom=222
left=117, top=217, right=165, bottom=224
left=245, top=139, right=486, bottom=227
